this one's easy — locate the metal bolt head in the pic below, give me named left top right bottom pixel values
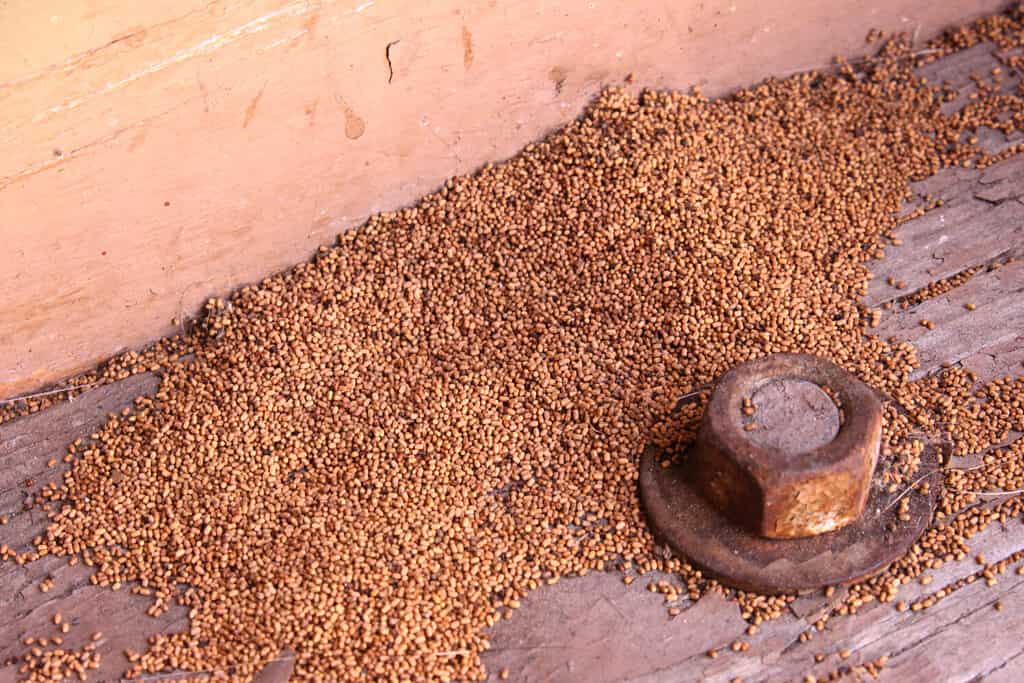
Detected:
left=686, top=353, right=882, bottom=539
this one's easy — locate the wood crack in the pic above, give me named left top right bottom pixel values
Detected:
left=385, top=40, right=400, bottom=84
left=968, top=645, right=1024, bottom=682
left=886, top=576, right=1024, bottom=663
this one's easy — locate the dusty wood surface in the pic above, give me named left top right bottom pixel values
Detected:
left=2, top=35, right=1024, bottom=683
left=0, top=376, right=192, bottom=683
left=0, top=0, right=1008, bottom=399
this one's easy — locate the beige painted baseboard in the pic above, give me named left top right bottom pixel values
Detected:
left=0, top=0, right=1006, bottom=398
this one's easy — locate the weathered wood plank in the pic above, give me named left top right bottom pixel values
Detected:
left=865, top=42, right=1024, bottom=309
left=480, top=572, right=747, bottom=683
left=958, top=334, right=1024, bottom=385
left=477, top=502, right=1024, bottom=683
left=873, top=259, right=1024, bottom=379
left=0, top=375, right=184, bottom=683
left=0, top=562, right=189, bottom=683
left=865, top=166, right=1024, bottom=308
left=0, top=374, right=159, bottom=518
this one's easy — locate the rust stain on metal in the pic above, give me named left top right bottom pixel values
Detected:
left=687, top=353, right=882, bottom=539
left=639, top=353, right=937, bottom=594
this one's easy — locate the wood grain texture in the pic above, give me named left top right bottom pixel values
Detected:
left=0, top=0, right=1008, bottom=399
left=874, top=259, right=1024, bottom=379
left=479, top=518, right=1024, bottom=683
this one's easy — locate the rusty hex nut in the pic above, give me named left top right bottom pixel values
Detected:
left=686, top=353, right=882, bottom=539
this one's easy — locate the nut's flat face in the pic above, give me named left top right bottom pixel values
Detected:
left=745, top=379, right=839, bottom=455
left=638, top=443, right=939, bottom=594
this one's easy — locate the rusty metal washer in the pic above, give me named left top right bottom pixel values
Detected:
left=638, top=353, right=938, bottom=594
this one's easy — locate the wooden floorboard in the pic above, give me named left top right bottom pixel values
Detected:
left=874, top=259, right=1024, bottom=379
left=864, top=160, right=1024, bottom=309
left=1, top=41, right=1023, bottom=683
left=0, top=376, right=189, bottom=683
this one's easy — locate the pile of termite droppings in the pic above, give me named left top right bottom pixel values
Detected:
left=5, top=6, right=1024, bottom=682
